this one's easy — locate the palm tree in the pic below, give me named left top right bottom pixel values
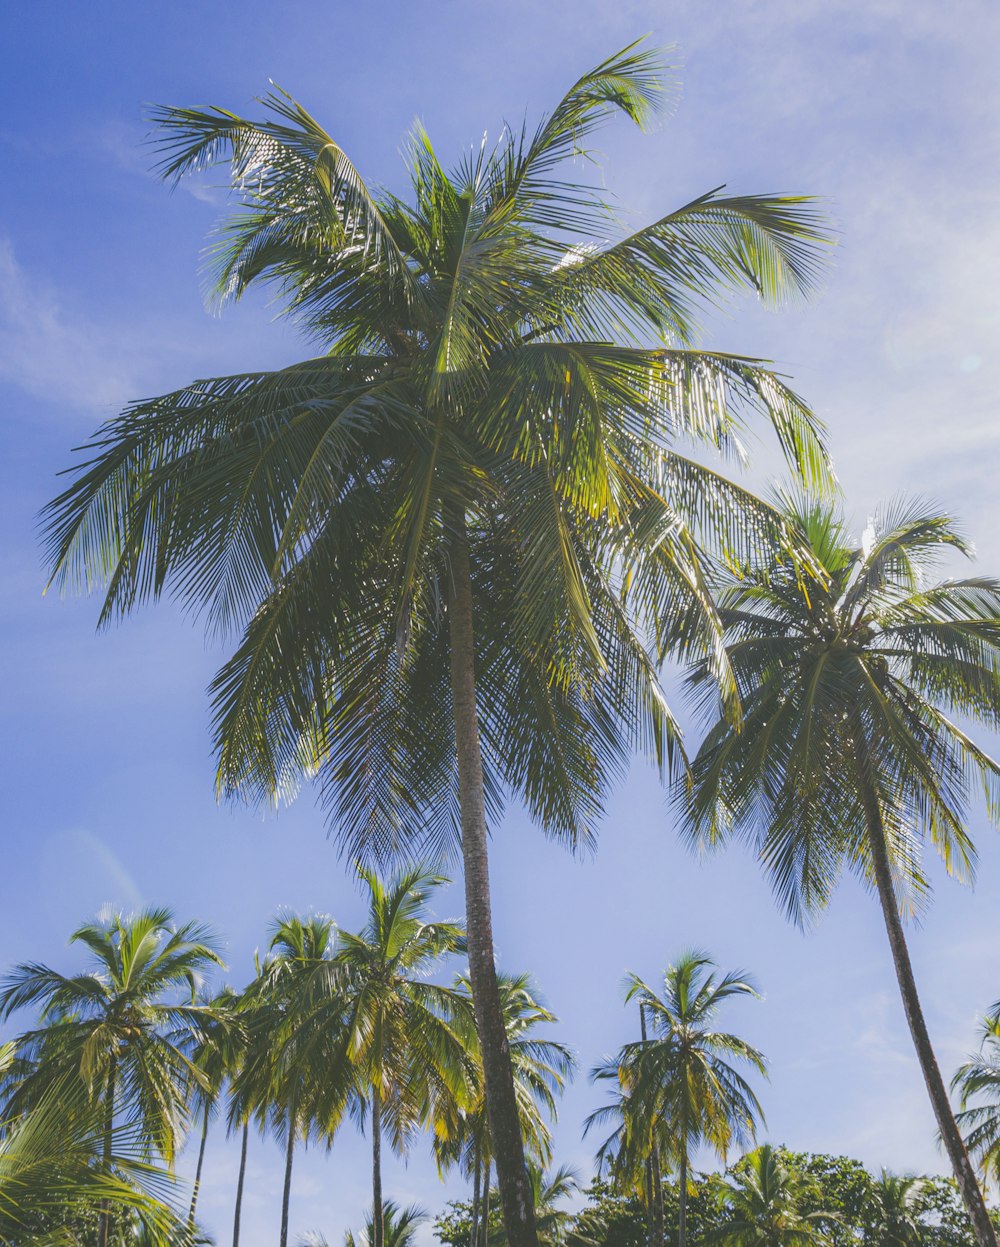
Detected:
left=42, top=42, right=834, bottom=1247
left=301, top=1201, right=428, bottom=1247
left=498, top=1166, right=580, bottom=1247
left=232, top=914, right=353, bottom=1247
left=0, top=907, right=223, bottom=1247
left=0, top=1056, right=182, bottom=1246
left=955, top=1015, right=1000, bottom=1187
left=594, top=953, right=766, bottom=1247
left=218, top=985, right=254, bottom=1247
left=860, top=1171, right=928, bottom=1247
left=318, top=866, right=469, bottom=1247
left=436, top=975, right=574, bottom=1247
left=184, top=987, right=242, bottom=1233
left=708, top=1145, right=831, bottom=1247
left=682, top=495, right=1000, bottom=1247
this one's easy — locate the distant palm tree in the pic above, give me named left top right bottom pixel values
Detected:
left=586, top=1050, right=662, bottom=1246
left=43, top=39, right=832, bottom=1247
left=682, top=496, right=1000, bottom=1247
left=233, top=914, right=354, bottom=1247
left=437, top=975, right=574, bottom=1247
left=490, top=1166, right=579, bottom=1247
left=0, top=908, right=223, bottom=1247
left=592, top=953, right=765, bottom=1247
left=955, top=1015, right=1000, bottom=1187
left=708, top=1145, right=830, bottom=1247
left=324, top=867, right=469, bottom=1247
left=300, top=1201, right=427, bottom=1247
left=185, top=987, right=241, bottom=1232
left=860, top=1171, right=928, bottom=1247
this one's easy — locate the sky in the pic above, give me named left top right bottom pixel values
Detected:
left=2, top=0, right=1000, bottom=1243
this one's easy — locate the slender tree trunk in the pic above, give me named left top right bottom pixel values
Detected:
left=446, top=512, right=539, bottom=1247
left=472, top=1138, right=483, bottom=1247
left=639, top=1005, right=664, bottom=1247
left=372, top=1088, right=385, bottom=1247
left=188, top=1100, right=210, bottom=1229
left=279, top=1110, right=296, bottom=1247
left=98, top=1055, right=117, bottom=1247
left=857, top=760, right=998, bottom=1247
left=232, top=1120, right=249, bottom=1247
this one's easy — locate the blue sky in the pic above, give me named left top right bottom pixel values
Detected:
left=3, top=1, right=1000, bottom=1243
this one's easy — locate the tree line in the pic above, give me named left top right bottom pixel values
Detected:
left=28, top=30, right=1000, bottom=1247
left=4, top=890, right=1000, bottom=1245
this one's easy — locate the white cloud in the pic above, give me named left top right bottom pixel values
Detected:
left=0, top=238, right=145, bottom=416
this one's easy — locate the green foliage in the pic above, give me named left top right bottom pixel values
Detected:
left=434, top=1156, right=998, bottom=1247
left=42, top=42, right=834, bottom=868
left=681, top=495, right=1000, bottom=923
left=0, top=908, right=225, bottom=1166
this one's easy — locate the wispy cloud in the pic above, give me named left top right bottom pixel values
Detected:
left=0, top=238, right=146, bottom=416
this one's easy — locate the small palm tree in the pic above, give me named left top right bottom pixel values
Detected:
left=43, top=42, right=833, bottom=1247
left=324, top=867, right=470, bottom=1247
left=495, top=1166, right=579, bottom=1247
left=708, top=1145, right=831, bottom=1247
left=184, top=986, right=242, bottom=1233
left=861, top=1171, right=928, bottom=1247
left=0, top=907, right=223, bottom=1247
left=682, top=496, right=1000, bottom=1247
left=955, top=1015, right=1000, bottom=1187
left=436, top=975, right=574, bottom=1247
left=233, top=914, right=354, bottom=1247
left=591, top=953, right=766, bottom=1247
left=345, top=1201, right=428, bottom=1247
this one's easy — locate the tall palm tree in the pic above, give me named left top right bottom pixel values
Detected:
left=954, top=1015, right=1000, bottom=1187
left=594, top=953, right=766, bottom=1247
left=42, top=42, right=834, bottom=1247
left=586, top=1051, right=663, bottom=1247
left=232, top=914, right=353, bottom=1247
left=860, top=1171, right=928, bottom=1247
left=682, top=496, right=1000, bottom=1247
left=436, top=975, right=574, bottom=1247
left=708, top=1145, right=831, bottom=1247
left=220, top=985, right=255, bottom=1247
left=317, top=866, right=470, bottom=1247
left=0, top=908, right=223, bottom=1247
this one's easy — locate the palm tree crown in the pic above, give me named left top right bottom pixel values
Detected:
left=861, top=1171, right=928, bottom=1247
left=709, top=1145, right=831, bottom=1247
left=588, top=953, right=765, bottom=1247
left=955, top=1015, right=1000, bottom=1186
left=0, top=907, right=223, bottom=1165
left=682, top=496, right=1000, bottom=1247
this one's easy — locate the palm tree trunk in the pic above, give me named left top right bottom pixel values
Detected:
left=447, top=512, right=539, bottom=1247
left=372, top=1088, right=385, bottom=1247
left=858, top=763, right=998, bottom=1247
left=232, top=1120, right=249, bottom=1247
left=472, top=1139, right=483, bottom=1247
left=188, top=1099, right=210, bottom=1229
left=98, top=1055, right=117, bottom=1247
left=280, top=1110, right=296, bottom=1247
left=678, top=1148, right=687, bottom=1247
